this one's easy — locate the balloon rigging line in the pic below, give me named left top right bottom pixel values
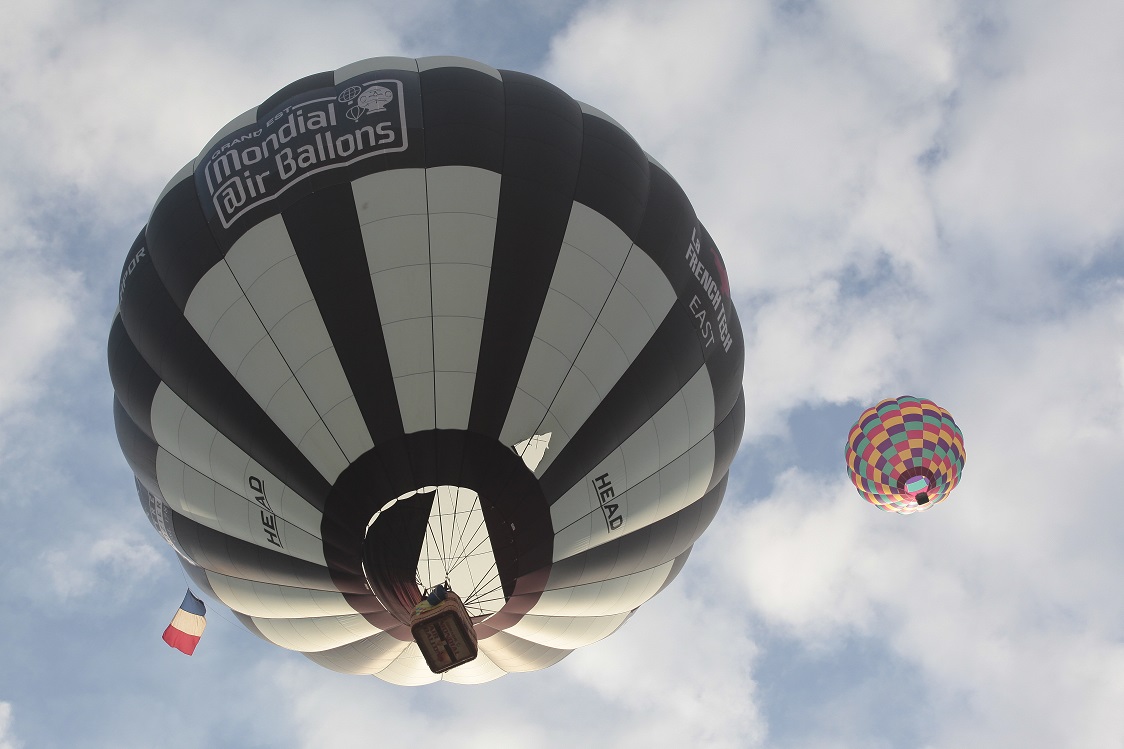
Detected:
left=446, top=491, right=483, bottom=563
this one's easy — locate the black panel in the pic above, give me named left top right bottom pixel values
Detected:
left=419, top=66, right=505, bottom=170
left=257, top=72, right=334, bottom=118
left=709, top=391, right=745, bottom=492
left=539, top=303, right=705, bottom=505
left=145, top=176, right=224, bottom=310
left=282, top=184, right=405, bottom=445
left=572, top=112, right=651, bottom=239
left=116, top=230, right=332, bottom=510
left=107, top=313, right=160, bottom=442
left=633, top=165, right=744, bottom=420
left=114, top=398, right=159, bottom=495
left=468, top=70, right=585, bottom=438
left=635, top=165, right=700, bottom=298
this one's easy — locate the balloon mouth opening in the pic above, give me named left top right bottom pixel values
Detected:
left=904, top=475, right=931, bottom=493
left=362, top=485, right=503, bottom=623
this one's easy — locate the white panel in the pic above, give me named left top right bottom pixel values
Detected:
left=224, top=215, right=298, bottom=288
left=508, top=337, right=570, bottom=410
left=477, top=630, right=571, bottom=672
left=597, top=281, right=662, bottom=363
left=561, top=202, right=632, bottom=277
left=428, top=213, right=498, bottom=266
left=335, top=56, right=419, bottom=83
left=183, top=261, right=242, bottom=340
left=533, top=290, right=596, bottom=363
left=156, top=448, right=326, bottom=564
left=545, top=368, right=601, bottom=439
left=433, top=317, right=482, bottom=372
left=295, top=420, right=348, bottom=483
left=531, top=561, right=675, bottom=617
left=204, top=296, right=268, bottom=375
left=653, top=391, right=691, bottom=466
left=549, top=375, right=717, bottom=560
left=502, top=612, right=630, bottom=649
left=552, top=510, right=594, bottom=562
left=361, top=216, right=430, bottom=278
left=440, top=648, right=506, bottom=684
left=249, top=614, right=384, bottom=652
left=297, top=349, right=363, bottom=421
left=181, top=461, right=220, bottom=523
left=417, top=55, right=502, bottom=80
left=395, top=373, right=436, bottom=433
left=268, top=302, right=332, bottom=371
left=433, top=316, right=482, bottom=430
left=382, top=318, right=433, bottom=377
left=377, top=644, right=440, bottom=686
left=235, top=338, right=293, bottom=408
left=550, top=447, right=627, bottom=542
left=303, top=631, right=412, bottom=675
left=245, top=254, right=315, bottom=329
left=435, top=372, right=474, bottom=430
left=681, top=366, right=717, bottom=446
left=620, top=421, right=660, bottom=491
left=354, top=169, right=427, bottom=225
left=616, top=245, right=677, bottom=328
left=500, top=388, right=569, bottom=453
left=549, top=243, right=619, bottom=318
left=431, top=264, right=489, bottom=318
left=322, top=396, right=376, bottom=461
left=265, top=376, right=348, bottom=482
left=425, top=166, right=501, bottom=219
left=149, top=384, right=323, bottom=539
left=204, top=571, right=358, bottom=618
left=553, top=436, right=716, bottom=561
left=571, top=323, right=629, bottom=397
left=371, top=265, right=431, bottom=324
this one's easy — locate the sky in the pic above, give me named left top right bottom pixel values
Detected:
left=1, top=0, right=1123, bottom=747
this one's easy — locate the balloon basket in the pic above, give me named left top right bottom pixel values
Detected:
left=410, top=589, right=478, bottom=674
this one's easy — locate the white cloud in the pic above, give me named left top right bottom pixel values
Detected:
left=0, top=702, right=20, bottom=749
left=711, top=285, right=1124, bottom=746
left=39, top=531, right=166, bottom=603
left=0, top=251, right=81, bottom=418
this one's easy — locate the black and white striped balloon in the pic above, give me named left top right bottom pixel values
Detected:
left=109, top=56, right=744, bottom=684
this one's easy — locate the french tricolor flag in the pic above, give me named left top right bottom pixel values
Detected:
left=162, top=590, right=207, bottom=655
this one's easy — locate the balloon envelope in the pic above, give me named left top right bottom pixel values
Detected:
left=109, top=56, right=744, bottom=684
left=844, top=396, right=965, bottom=514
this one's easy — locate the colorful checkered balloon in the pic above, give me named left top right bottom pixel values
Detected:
left=844, top=396, right=965, bottom=514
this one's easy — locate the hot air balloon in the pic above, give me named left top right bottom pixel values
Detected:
left=844, top=396, right=965, bottom=514
left=109, top=56, right=744, bottom=684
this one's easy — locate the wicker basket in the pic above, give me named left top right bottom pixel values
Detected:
left=410, top=589, right=479, bottom=674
